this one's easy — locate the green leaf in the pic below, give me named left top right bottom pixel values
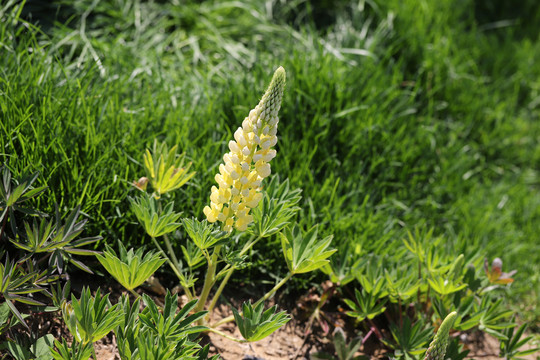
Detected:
left=10, top=207, right=101, bottom=276
left=33, top=334, right=55, bottom=360
left=332, top=328, right=365, bottom=360
left=139, top=293, right=208, bottom=341
left=183, top=217, right=228, bottom=250
left=50, top=339, right=92, bottom=360
left=130, top=195, right=182, bottom=238
left=281, top=225, right=336, bottom=274
left=428, top=274, right=467, bottom=296
left=250, top=176, right=302, bottom=238
left=232, top=301, right=290, bottom=342
left=6, top=341, right=31, bottom=360
left=181, top=241, right=206, bottom=268
left=345, top=285, right=387, bottom=321
left=61, top=287, right=123, bottom=344
left=385, top=317, right=432, bottom=358
left=97, top=243, right=165, bottom=291
left=3, top=171, right=43, bottom=207
left=0, top=301, right=10, bottom=329
left=142, top=140, right=196, bottom=198
left=321, top=242, right=362, bottom=286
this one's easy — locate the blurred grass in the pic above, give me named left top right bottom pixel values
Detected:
left=1, top=0, right=539, bottom=323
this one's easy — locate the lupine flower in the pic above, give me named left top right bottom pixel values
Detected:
left=424, top=311, right=457, bottom=360
left=203, top=67, right=286, bottom=232
left=484, top=257, right=516, bottom=285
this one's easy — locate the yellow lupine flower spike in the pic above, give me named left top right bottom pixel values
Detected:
left=204, top=67, right=286, bottom=232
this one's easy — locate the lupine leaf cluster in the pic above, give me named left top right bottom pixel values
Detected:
left=130, top=195, right=183, bottom=238
left=96, top=243, right=166, bottom=291
left=232, top=301, right=290, bottom=342
left=281, top=225, right=336, bottom=274
left=61, top=287, right=123, bottom=344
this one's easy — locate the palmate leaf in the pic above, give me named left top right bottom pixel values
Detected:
left=454, top=297, right=514, bottom=338
left=181, top=241, right=205, bottom=268
left=0, top=168, right=48, bottom=234
left=500, top=321, right=540, bottom=359
left=0, top=169, right=47, bottom=208
left=385, top=317, right=432, bottom=357
left=332, top=327, right=365, bottom=360
left=51, top=339, right=93, bottom=360
left=62, top=287, right=123, bottom=345
left=114, top=295, right=142, bottom=360
left=477, top=298, right=515, bottom=340
left=9, top=206, right=101, bottom=275
left=232, top=301, right=290, bottom=342
left=428, top=274, right=467, bottom=296
left=96, top=243, right=165, bottom=291
left=321, top=242, right=362, bottom=286
left=139, top=293, right=207, bottom=341
left=344, top=285, right=387, bottom=321
left=143, top=140, right=196, bottom=198
left=133, top=330, right=209, bottom=360
left=281, top=225, right=336, bottom=275
left=130, top=195, right=182, bottom=238
left=0, top=257, right=47, bottom=329
left=182, top=217, right=228, bottom=251
left=384, top=267, right=421, bottom=302
left=11, top=207, right=101, bottom=256
left=250, top=176, right=302, bottom=238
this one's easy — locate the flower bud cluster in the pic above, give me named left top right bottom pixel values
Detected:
left=424, top=311, right=457, bottom=360
left=204, top=67, right=286, bottom=232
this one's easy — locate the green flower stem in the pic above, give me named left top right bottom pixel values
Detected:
left=92, top=343, right=98, bottom=360
left=128, top=288, right=140, bottom=299
left=253, top=272, right=293, bottom=308
left=156, top=200, right=184, bottom=275
left=211, top=272, right=294, bottom=328
left=207, top=235, right=262, bottom=314
left=195, top=245, right=222, bottom=322
left=163, top=233, right=182, bottom=275
left=0, top=215, right=7, bottom=244
left=207, top=327, right=247, bottom=343
left=151, top=236, right=193, bottom=300
left=207, top=266, right=234, bottom=315
left=239, top=235, right=261, bottom=257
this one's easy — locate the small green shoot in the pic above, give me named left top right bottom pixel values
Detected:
left=61, top=287, right=123, bottom=345
left=50, top=339, right=93, bottom=360
left=232, top=301, right=290, bottom=342
left=500, top=321, right=540, bottom=359
left=385, top=317, right=433, bottom=358
left=344, top=281, right=387, bottom=321
left=312, top=327, right=367, bottom=360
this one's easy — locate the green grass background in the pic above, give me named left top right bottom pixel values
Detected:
left=1, top=0, right=539, bottom=323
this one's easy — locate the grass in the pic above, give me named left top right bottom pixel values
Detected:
left=1, top=0, right=539, bottom=325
